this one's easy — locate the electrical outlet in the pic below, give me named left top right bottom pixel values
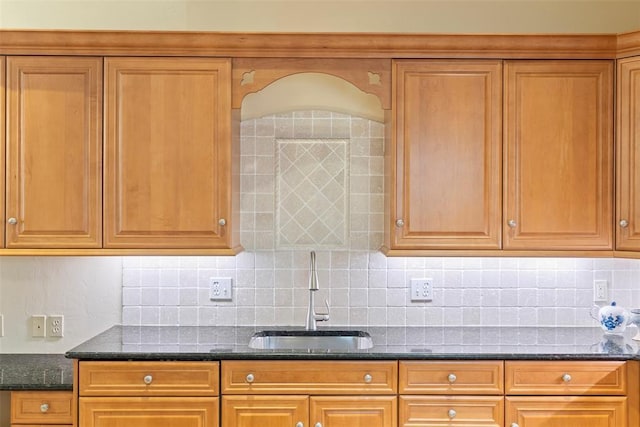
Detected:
left=594, top=280, right=608, bottom=302
left=209, top=277, right=233, bottom=301
left=410, top=278, right=433, bottom=302
left=47, top=315, right=64, bottom=338
left=0, top=314, right=4, bottom=337
left=31, top=315, right=46, bottom=338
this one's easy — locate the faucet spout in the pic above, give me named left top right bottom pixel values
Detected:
left=305, top=251, right=329, bottom=330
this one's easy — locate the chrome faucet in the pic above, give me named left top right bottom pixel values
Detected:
left=305, top=251, right=330, bottom=330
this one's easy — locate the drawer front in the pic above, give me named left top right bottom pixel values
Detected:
left=11, top=391, right=73, bottom=424
left=79, top=361, right=219, bottom=396
left=399, top=361, right=504, bottom=394
left=400, top=396, right=504, bottom=427
left=505, top=361, right=627, bottom=395
left=221, top=360, right=397, bottom=394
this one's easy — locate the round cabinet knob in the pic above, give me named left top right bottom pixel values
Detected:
left=40, top=403, right=49, bottom=413
left=448, top=373, right=457, bottom=383
left=363, top=374, right=372, bottom=383
left=296, top=423, right=304, bottom=427
left=143, top=375, right=153, bottom=385
left=246, top=373, right=255, bottom=383
left=511, top=424, right=520, bottom=427
left=315, top=423, right=323, bottom=427
left=562, top=373, right=572, bottom=383
left=7, top=217, right=17, bottom=225
left=620, top=219, right=629, bottom=228
left=507, top=219, right=517, bottom=228
left=395, top=219, right=404, bottom=228
left=218, top=218, right=227, bottom=226
left=448, top=409, right=457, bottom=419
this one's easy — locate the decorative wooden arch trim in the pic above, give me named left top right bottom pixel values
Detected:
left=231, top=58, right=391, bottom=110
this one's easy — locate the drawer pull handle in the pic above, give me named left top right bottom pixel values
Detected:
left=40, top=403, right=49, bottom=413
left=143, top=375, right=153, bottom=385
left=562, top=373, right=572, bottom=383
left=448, top=409, right=456, bottom=418
left=246, top=373, right=255, bottom=383
left=296, top=423, right=304, bottom=427
left=448, top=373, right=457, bottom=383
left=363, top=374, right=372, bottom=383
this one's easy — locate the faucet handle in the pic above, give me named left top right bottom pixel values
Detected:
left=315, top=299, right=330, bottom=322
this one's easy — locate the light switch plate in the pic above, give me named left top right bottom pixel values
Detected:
left=31, top=315, right=46, bottom=338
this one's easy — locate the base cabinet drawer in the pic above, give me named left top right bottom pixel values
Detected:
left=400, top=396, right=503, bottom=426
left=222, top=360, right=397, bottom=394
left=506, top=396, right=627, bottom=427
left=505, top=361, right=627, bottom=395
left=78, top=361, right=219, bottom=396
left=399, top=361, right=504, bottom=394
left=11, top=391, right=73, bottom=425
left=79, top=397, right=219, bottom=427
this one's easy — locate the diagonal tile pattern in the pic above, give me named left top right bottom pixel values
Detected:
left=276, top=139, right=349, bottom=248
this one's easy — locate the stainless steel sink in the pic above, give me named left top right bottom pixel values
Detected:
left=248, top=329, right=373, bottom=351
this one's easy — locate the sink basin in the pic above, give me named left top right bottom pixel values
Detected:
left=248, top=329, right=373, bottom=351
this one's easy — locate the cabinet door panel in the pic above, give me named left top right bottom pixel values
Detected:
left=391, top=60, right=502, bottom=249
left=616, top=57, right=640, bottom=250
left=506, top=396, right=626, bottom=427
left=222, top=395, right=308, bottom=427
left=504, top=60, right=613, bottom=250
left=104, top=57, right=232, bottom=248
left=6, top=56, right=102, bottom=248
left=310, top=396, right=397, bottom=427
left=79, top=397, right=218, bottom=427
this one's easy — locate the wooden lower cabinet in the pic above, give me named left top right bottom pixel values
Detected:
left=222, top=395, right=308, bottom=427
left=79, top=397, right=219, bottom=427
left=222, top=395, right=397, bottom=427
left=506, top=396, right=627, bottom=427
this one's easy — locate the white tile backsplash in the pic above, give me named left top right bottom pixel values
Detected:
left=121, top=110, right=640, bottom=328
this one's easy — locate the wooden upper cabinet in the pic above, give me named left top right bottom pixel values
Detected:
left=0, top=57, right=4, bottom=248
left=104, top=57, right=236, bottom=249
left=388, top=60, right=502, bottom=250
left=504, top=60, right=614, bottom=250
left=616, top=57, right=640, bottom=250
left=5, top=56, right=102, bottom=248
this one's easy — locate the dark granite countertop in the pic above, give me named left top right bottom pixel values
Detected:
left=0, top=354, right=73, bottom=390
left=66, top=325, right=640, bottom=361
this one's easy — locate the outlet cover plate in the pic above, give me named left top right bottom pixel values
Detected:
left=410, top=278, right=433, bottom=302
left=209, top=278, right=233, bottom=301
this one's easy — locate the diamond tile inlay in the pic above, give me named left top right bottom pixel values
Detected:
left=276, top=139, right=349, bottom=248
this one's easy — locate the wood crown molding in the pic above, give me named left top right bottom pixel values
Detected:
left=0, top=30, right=622, bottom=59
left=617, top=30, right=640, bottom=58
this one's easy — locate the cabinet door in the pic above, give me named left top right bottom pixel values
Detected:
left=310, top=396, right=397, bottom=427
left=504, top=60, right=613, bottom=250
left=104, top=57, right=234, bottom=249
left=506, top=396, right=627, bottom=427
left=222, top=395, right=308, bottom=427
left=616, top=57, right=640, bottom=250
left=390, top=60, right=502, bottom=250
left=0, top=56, right=4, bottom=247
left=79, top=397, right=219, bottom=427
left=6, top=56, right=102, bottom=248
